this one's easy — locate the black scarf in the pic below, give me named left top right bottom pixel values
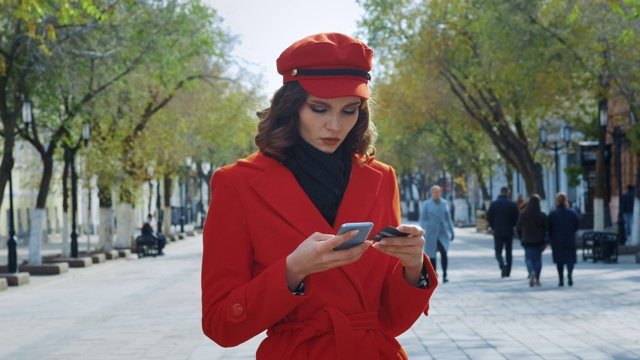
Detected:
left=281, top=137, right=352, bottom=226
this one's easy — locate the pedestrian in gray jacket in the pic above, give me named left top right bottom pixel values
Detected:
left=419, top=185, right=455, bottom=283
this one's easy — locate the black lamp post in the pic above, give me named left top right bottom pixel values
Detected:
left=156, top=175, right=163, bottom=237
left=70, top=122, right=90, bottom=258
left=180, top=157, right=191, bottom=233
left=147, top=167, right=154, bottom=216
left=6, top=98, right=32, bottom=272
left=540, top=124, right=572, bottom=195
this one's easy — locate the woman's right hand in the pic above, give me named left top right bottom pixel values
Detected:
left=285, top=231, right=372, bottom=290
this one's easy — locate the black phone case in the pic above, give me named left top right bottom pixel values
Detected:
left=372, top=226, right=409, bottom=241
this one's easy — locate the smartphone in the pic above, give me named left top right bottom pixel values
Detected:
left=372, top=226, right=410, bottom=241
left=333, top=222, right=374, bottom=251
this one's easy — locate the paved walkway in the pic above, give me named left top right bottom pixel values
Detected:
left=1, top=226, right=639, bottom=359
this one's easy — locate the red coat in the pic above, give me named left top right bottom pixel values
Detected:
left=201, top=152, right=437, bottom=359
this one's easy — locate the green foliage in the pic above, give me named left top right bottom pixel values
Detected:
left=1, top=0, right=251, bottom=211
left=564, top=164, right=584, bottom=188
left=358, top=0, right=640, bottom=198
left=71, top=0, right=262, bottom=201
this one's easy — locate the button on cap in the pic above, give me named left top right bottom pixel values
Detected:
left=231, top=303, right=244, bottom=318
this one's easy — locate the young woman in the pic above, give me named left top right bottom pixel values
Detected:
left=516, top=195, right=548, bottom=287
left=548, top=192, right=580, bottom=286
left=201, top=33, right=437, bottom=359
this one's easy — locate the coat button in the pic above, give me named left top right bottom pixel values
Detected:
left=231, top=303, right=244, bottom=317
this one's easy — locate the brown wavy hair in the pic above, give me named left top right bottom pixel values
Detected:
left=520, top=194, right=545, bottom=232
left=254, top=82, right=376, bottom=163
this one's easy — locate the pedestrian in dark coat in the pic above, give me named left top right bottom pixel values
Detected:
left=548, top=192, right=579, bottom=287
left=486, top=187, right=520, bottom=277
left=516, top=195, right=548, bottom=287
left=621, top=185, right=635, bottom=241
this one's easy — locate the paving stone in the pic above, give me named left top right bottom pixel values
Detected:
left=0, top=224, right=638, bottom=359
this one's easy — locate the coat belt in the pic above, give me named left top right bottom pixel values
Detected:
left=268, top=307, right=381, bottom=359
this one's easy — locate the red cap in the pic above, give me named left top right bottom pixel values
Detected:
left=277, top=33, right=373, bottom=99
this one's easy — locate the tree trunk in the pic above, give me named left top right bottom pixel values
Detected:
left=440, top=68, right=547, bottom=199
left=505, top=165, right=514, bottom=195
left=97, top=183, right=114, bottom=252
left=115, top=203, right=135, bottom=249
left=476, top=172, right=490, bottom=211
left=504, top=148, right=546, bottom=200
left=476, top=174, right=490, bottom=203
left=116, top=184, right=137, bottom=249
left=0, top=150, right=14, bottom=210
left=0, top=103, right=19, bottom=210
left=98, top=207, right=114, bottom=252
left=27, top=209, right=45, bottom=265
left=26, top=139, right=57, bottom=263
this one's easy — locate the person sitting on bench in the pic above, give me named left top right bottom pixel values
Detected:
left=142, top=214, right=165, bottom=255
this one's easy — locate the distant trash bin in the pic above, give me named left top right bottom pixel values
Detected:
left=582, top=231, right=618, bottom=263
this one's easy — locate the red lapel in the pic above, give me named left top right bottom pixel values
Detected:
left=246, top=152, right=385, bottom=306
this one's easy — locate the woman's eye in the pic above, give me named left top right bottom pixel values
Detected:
left=310, top=107, right=326, bottom=113
left=342, top=109, right=357, bottom=115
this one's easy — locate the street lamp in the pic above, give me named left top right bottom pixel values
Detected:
left=196, top=162, right=206, bottom=230
left=539, top=124, right=572, bottom=195
left=590, top=99, right=610, bottom=231
left=6, top=98, right=32, bottom=272
left=189, top=160, right=196, bottom=225
left=156, top=173, right=163, bottom=238
left=147, top=166, right=154, bottom=215
left=70, top=122, right=90, bottom=258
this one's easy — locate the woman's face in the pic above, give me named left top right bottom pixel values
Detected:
left=297, top=95, right=361, bottom=153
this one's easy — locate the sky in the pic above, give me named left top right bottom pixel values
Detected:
left=203, top=0, right=364, bottom=97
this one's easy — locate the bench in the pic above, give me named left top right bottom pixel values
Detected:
left=582, top=231, right=619, bottom=263
left=135, top=234, right=160, bottom=258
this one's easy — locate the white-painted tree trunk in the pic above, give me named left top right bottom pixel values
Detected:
left=631, top=198, right=640, bottom=246
left=593, top=198, right=604, bottom=231
left=98, top=207, right=114, bottom=251
left=27, top=208, right=45, bottom=265
left=62, top=211, right=70, bottom=258
left=115, top=203, right=135, bottom=249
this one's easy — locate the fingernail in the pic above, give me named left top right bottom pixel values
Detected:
left=350, top=230, right=360, bottom=235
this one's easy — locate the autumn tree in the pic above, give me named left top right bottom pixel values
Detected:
left=359, top=0, right=595, bottom=200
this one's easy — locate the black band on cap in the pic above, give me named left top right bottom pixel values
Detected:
left=293, top=68, right=371, bottom=80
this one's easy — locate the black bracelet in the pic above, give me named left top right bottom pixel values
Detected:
left=417, top=266, right=429, bottom=289
left=291, top=281, right=305, bottom=296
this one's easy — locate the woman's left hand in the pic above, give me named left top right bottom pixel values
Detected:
left=372, top=224, right=425, bottom=285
